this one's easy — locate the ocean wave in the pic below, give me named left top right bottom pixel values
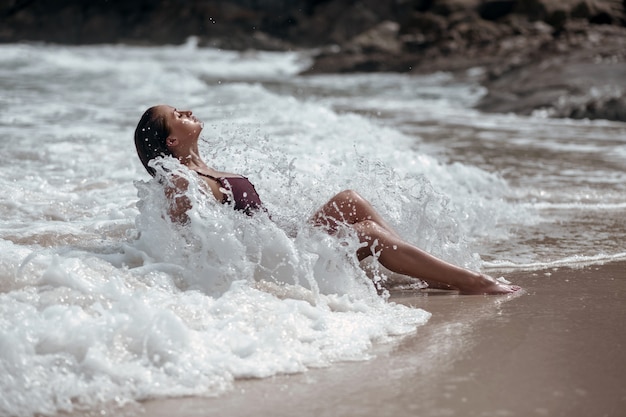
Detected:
left=484, top=252, right=626, bottom=272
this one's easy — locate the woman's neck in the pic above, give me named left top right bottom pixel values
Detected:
left=173, top=145, right=207, bottom=171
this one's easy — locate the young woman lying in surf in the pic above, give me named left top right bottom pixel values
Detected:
left=134, top=104, right=521, bottom=295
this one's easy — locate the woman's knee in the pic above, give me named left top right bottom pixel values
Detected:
left=353, top=219, right=384, bottom=240
left=354, top=219, right=390, bottom=259
left=334, top=189, right=363, bottom=204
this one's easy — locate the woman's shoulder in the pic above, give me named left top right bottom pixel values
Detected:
left=160, top=171, right=190, bottom=193
left=196, top=169, right=242, bottom=180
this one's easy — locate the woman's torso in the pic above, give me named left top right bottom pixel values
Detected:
left=195, top=170, right=264, bottom=215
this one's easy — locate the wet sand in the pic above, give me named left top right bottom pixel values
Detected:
left=109, top=261, right=626, bottom=417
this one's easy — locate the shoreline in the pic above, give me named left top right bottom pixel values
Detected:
left=70, top=260, right=626, bottom=417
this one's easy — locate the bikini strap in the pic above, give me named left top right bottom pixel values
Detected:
left=194, top=171, right=220, bottom=182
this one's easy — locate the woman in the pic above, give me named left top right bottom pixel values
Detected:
left=134, top=105, right=520, bottom=295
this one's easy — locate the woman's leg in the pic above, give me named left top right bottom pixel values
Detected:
left=352, top=220, right=519, bottom=294
left=310, top=189, right=401, bottom=238
left=311, top=190, right=520, bottom=295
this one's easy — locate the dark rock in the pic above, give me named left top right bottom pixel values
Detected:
left=347, top=21, right=402, bottom=55
left=479, top=1, right=517, bottom=20
left=430, top=0, right=481, bottom=16
left=412, top=0, right=436, bottom=13
left=400, top=11, right=449, bottom=37
left=477, top=38, right=626, bottom=121
left=448, top=13, right=509, bottom=45
left=515, top=0, right=625, bottom=27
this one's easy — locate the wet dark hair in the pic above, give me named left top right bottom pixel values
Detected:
left=134, top=106, right=171, bottom=176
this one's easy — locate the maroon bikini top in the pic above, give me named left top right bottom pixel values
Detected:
left=195, top=171, right=264, bottom=216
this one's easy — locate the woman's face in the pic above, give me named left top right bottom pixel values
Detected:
left=154, top=105, right=203, bottom=146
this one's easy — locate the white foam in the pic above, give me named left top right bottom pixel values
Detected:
left=484, top=252, right=626, bottom=271
left=2, top=229, right=431, bottom=416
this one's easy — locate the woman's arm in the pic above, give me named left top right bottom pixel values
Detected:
left=164, top=175, right=192, bottom=224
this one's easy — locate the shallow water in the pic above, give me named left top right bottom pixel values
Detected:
left=0, top=42, right=624, bottom=417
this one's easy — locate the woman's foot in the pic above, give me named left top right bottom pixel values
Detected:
left=457, top=273, right=521, bottom=295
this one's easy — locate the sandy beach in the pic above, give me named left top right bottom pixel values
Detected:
left=112, top=261, right=626, bottom=417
